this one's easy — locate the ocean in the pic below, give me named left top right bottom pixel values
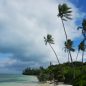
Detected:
left=0, top=74, right=39, bottom=86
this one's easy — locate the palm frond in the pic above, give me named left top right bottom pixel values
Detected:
left=70, top=48, right=75, bottom=52
left=64, top=39, right=74, bottom=52
left=64, top=15, right=72, bottom=20
left=77, top=26, right=82, bottom=30
left=78, top=40, right=85, bottom=51
left=44, top=37, right=47, bottom=45
left=44, top=34, right=54, bottom=45
left=62, top=18, right=67, bottom=21
left=58, top=3, right=72, bottom=21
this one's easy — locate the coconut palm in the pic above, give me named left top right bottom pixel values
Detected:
left=64, top=39, right=75, bottom=62
left=64, top=39, right=75, bottom=79
left=78, top=40, right=85, bottom=63
left=58, top=3, right=72, bottom=40
left=44, top=34, right=60, bottom=64
left=77, top=19, right=86, bottom=61
left=58, top=3, right=74, bottom=66
left=77, top=19, right=86, bottom=38
left=77, top=40, right=86, bottom=74
left=64, top=43, right=70, bottom=62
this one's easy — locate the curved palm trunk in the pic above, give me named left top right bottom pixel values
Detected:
left=49, top=44, right=65, bottom=84
left=49, top=43, right=60, bottom=64
left=49, top=43, right=60, bottom=86
left=61, top=18, right=68, bottom=40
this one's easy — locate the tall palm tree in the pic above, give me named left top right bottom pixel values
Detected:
left=57, top=3, right=75, bottom=79
left=58, top=3, right=72, bottom=40
left=78, top=40, right=85, bottom=74
left=44, top=34, right=60, bottom=64
left=77, top=19, right=86, bottom=61
left=58, top=3, right=74, bottom=67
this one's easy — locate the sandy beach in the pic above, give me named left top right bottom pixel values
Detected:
left=39, top=82, right=72, bottom=86
left=18, top=83, right=72, bottom=86
left=0, top=81, right=72, bottom=86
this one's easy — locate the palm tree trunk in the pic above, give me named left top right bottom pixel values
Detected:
left=81, top=51, right=84, bottom=73
left=75, top=50, right=79, bottom=73
left=61, top=18, right=75, bottom=79
left=76, top=50, right=79, bottom=61
left=69, top=50, right=73, bottom=63
left=82, top=51, right=84, bottom=63
left=69, top=50, right=75, bottom=79
left=49, top=43, right=60, bottom=64
left=49, top=44, right=65, bottom=84
left=68, top=51, right=70, bottom=62
left=61, top=18, right=68, bottom=40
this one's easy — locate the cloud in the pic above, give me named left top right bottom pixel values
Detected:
left=0, top=0, right=85, bottom=73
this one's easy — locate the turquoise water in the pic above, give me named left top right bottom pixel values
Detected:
left=0, top=74, right=39, bottom=86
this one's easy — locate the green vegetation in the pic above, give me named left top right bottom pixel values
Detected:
left=22, top=67, right=40, bottom=75
left=23, top=62, right=86, bottom=85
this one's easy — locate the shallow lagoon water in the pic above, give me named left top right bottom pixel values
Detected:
left=0, top=74, right=39, bottom=86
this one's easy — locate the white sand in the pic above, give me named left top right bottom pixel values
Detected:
left=39, top=83, right=72, bottom=86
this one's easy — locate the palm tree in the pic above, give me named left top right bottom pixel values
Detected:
left=77, top=19, right=86, bottom=39
left=64, top=39, right=75, bottom=63
left=64, top=39, right=75, bottom=79
left=78, top=40, right=85, bottom=63
left=57, top=3, right=74, bottom=67
left=44, top=34, right=60, bottom=64
left=78, top=40, right=85, bottom=74
left=58, top=3, right=72, bottom=40
left=44, top=34, right=60, bottom=86
left=77, top=19, right=86, bottom=62
left=64, top=43, right=70, bottom=63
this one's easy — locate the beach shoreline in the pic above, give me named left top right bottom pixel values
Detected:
left=0, top=74, right=72, bottom=86
left=0, top=82, right=72, bottom=86
left=38, top=81, right=72, bottom=86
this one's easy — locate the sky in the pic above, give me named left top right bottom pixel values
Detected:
left=0, top=0, right=86, bottom=74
